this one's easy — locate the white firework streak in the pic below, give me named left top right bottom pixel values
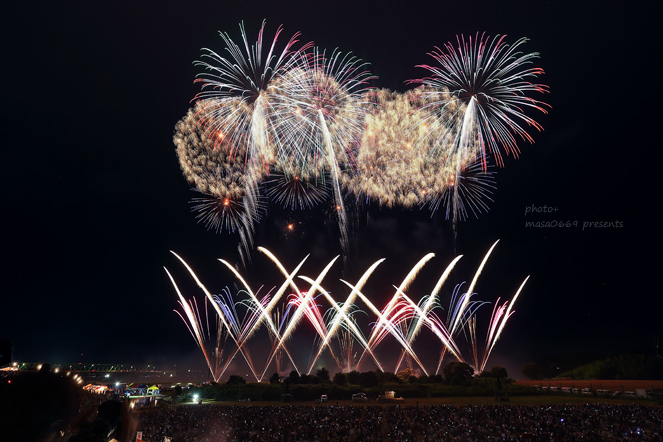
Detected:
left=394, top=255, right=464, bottom=373
left=260, top=255, right=340, bottom=378
left=296, top=275, right=384, bottom=374
left=306, top=258, right=386, bottom=373
left=393, top=288, right=463, bottom=365
left=450, top=240, right=499, bottom=334
left=336, top=279, right=427, bottom=374
left=217, top=258, right=301, bottom=381
left=255, top=247, right=331, bottom=377
left=356, top=253, right=436, bottom=369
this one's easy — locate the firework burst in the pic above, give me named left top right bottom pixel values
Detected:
left=175, top=26, right=550, bottom=262
left=421, top=156, right=497, bottom=224
left=264, top=169, right=330, bottom=210
left=409, top=33, right=550, bottom=168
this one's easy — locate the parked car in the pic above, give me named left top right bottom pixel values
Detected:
left=320, top=394, right=328, bottom=402
left=352, top=392, right=368, bottom=402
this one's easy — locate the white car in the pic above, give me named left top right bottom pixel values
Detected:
left=320, top=395, right=328, bottom=402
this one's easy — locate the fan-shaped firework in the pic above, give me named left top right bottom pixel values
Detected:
left=166, top=241, right=528, bottom=380
left=174, top=25, right=549, bottom=260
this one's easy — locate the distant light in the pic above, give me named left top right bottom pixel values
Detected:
left=115, top=382, right=120, bottom=387
left=193, top=394, right=199, bottom=401
left=37, top=364, right=42, bottom=370
left=54, top=368, right=60, bottom=374
left=105, top=374, right=110, bottom=378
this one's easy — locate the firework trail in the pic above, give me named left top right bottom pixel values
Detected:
left=356, top=253, right=435, bottom=370
left=258, top=252, right=340, bottom=378
left=306, top=258, right=385, bottom=373
left=287, top=291, right=344, bottom=370
left=299, top=275, right=384, bottom=373
left=393, top=255, right=463, bottom=373
left=450, top=240, right=499, bottom=334
left=217, top=256, right=304, bottom=380
left=477, top=276, right=529, bottom=373
left=167, top=243, right=528, bottom=379
left=165, top=262, right=259, bottom=381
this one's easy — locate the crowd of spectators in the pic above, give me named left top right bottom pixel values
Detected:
left=136, top=402, right=663, bottom=442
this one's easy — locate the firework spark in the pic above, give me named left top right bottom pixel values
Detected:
left=166, top=242, right=528, bottom=378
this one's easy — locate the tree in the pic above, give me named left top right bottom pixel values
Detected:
left=396, top=368, right=416, bottom=382
left=443, top=362, right=474, bottom=386
left=417, top=374, right=430, bottom=384
left=521, top=362, right=541, bottom=380
left=226, top=375, right=246, bottom=385
left=490, top=366, right=508, bottom=390
left=174, top=385, right=183, bottom=397
left=333, top=372, right=348, bottom=385
left=288, top=370, right=301, bottom=385
left=316, top=367, right=330, bottom=383
left=359, top=370, right=380, bottom=388
left=490, top=366, right=508, bottom=380
left=347, top=370, right=361, bottom=384
left=269, top=372, right=281, bottom=384
left=378, top=371, right=398, bottom=384
left=429, top=374, right=444, bottom=384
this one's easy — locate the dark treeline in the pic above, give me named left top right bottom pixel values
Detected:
left=558, top=354, right=663, bottom=380
left=187, top=364, right=537, bottom=402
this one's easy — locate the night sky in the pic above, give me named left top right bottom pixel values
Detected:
left=4, top=0, right=658, bottom=379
